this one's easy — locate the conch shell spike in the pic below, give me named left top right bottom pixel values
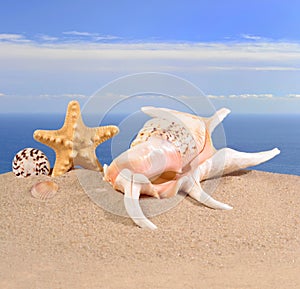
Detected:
left=115, top=169, right=157, bottom=230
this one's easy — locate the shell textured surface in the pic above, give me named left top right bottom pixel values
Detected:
left=12, top=148, right=50, bottom=178
left=31, top=181, right=59, bottom=200
left=131, top=107, right=207, bottom=168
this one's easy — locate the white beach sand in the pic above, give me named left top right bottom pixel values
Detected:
left=0, top=169, right=299, bottom=288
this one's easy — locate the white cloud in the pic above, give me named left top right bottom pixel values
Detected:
left=62, top=31, right=121, bottom=41
left=207, top=94, right=225, bottom=99
left=241, top=34, right=262, bottom=40
left=178, top=95, right=190, bottom=99
left=93, top=35, right=121, bottom=41
left=0, top=33, right=300, bottom=64
left=0, top=32, right=299, bottom=68
left=0, top=35, right=300, bottom=112
left=259, top=94, right=273, bottom=98
left=287, top=94, right=300, bottom=98
left=240, top=93, right=274, bottom=99
left=209, top=94, right=275, bottom=99
left=33, top=92, right=299, bottom=102
left=38, top=93, right=87, bottom=99
left=63, top=31, right=97, bottom=37
left=0, top=41, right=300, bottom=66
left=62, top=93, right=87, bottom=98
left=38, top=34, right=59, bottom=41
left=0, top=33, right=31, bottom=43
left=36, top=94, right=66, bottom=99
left=210, top=66, right=300, bottom=71
left=0, top=92, right=5, bottom=97
left=253, top=66, right=300, bottom=71
left=0, top=33, right=23, bottom=40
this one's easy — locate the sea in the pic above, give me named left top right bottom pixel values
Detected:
left=0, top=113, right=299, bottom=176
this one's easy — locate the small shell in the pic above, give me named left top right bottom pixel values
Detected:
left=12, top=148, right=50, bottom=178
left=31, top=181, right=58, bottom=200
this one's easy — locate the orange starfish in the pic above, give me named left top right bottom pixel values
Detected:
left=34, top=100, right=119, bottom=177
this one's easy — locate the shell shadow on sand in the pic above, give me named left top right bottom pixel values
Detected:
left=75, top=169, right=187, bottom=219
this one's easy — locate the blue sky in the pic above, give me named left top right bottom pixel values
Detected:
left=0, top=0, right=300, bottom=113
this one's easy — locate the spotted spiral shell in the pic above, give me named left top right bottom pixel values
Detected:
left=12, top=148, right=50, bottom=178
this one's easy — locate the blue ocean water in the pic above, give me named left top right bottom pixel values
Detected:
left=0, top=113, right=299, bottom=175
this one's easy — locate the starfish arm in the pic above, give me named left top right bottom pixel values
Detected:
left=34, top=129, right=74, bottom=177
left=73, top=149, right=103, bottom=172
left=34, top=130, right=58, bottom=149
left=72, top=125, right=119, bottom=171
left=51, top=149, right=74, bottom=177
left=94, top=125, right=119, bottom=146
left=34, top=130, right=73, bottom=150
left=61, top=101, right=80, bottom=134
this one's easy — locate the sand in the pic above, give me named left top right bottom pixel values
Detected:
left=0, top=169, right=299, bottom=289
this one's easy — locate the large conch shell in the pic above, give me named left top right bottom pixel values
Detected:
left=104, top=107, right=280, bottom=230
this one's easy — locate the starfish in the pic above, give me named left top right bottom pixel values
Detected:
left=34, top=100, right=119, bottom=177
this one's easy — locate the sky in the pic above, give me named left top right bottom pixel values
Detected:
left=0, top=0, right=300, bottom=114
